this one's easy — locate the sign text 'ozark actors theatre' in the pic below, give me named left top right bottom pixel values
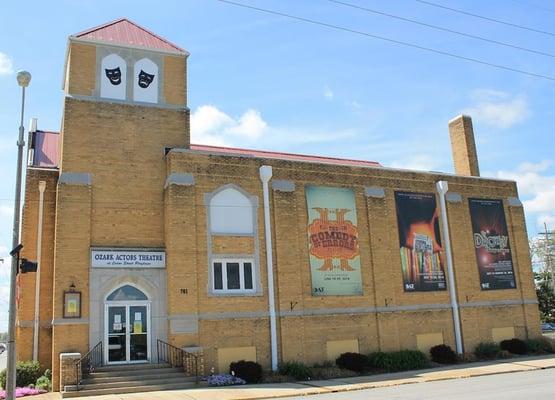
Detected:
left=91, top=248, right=166, bottom=268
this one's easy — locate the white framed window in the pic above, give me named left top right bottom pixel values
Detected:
left=212, top=259, right=255, bottom=293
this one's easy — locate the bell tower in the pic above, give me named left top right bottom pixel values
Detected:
left=61, top=18, right=190, bottom=171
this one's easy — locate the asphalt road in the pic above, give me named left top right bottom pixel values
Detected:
left=280, top=368, right=555, bottom=400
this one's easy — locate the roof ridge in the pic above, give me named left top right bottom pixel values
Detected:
left=189, top=143, right=380, bottom=166
left=72, top=17, right=128, bottom=38
left=72, top=17, right=185, bottom=53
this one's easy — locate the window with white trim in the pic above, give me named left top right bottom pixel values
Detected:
left=212, top=259, right=255, bottom=293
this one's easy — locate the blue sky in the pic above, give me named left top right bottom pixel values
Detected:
left=0, top=0, right=554, bottom=330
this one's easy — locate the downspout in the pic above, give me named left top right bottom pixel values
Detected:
left=436, top=180, right=463, bottom=355
left=259, top=165, right=278, bottom=371
left=32, top=181, right=46, bottom=362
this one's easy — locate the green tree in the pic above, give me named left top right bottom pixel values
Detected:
left=534, top=271, right=555, bottom=323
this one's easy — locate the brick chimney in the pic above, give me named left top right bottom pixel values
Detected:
left=448, top=115, right=480, bottom=177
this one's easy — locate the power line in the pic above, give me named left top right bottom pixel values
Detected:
left=328, top=0, right=555, bottom=59
left=214, top=0, right=555, bottom=81
left=415, top=0, right=555, bottom=37
left=509, top=0, right=555, bottom=15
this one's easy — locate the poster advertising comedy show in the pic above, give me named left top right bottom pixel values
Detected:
left=306, top=186, right=363, bottom=296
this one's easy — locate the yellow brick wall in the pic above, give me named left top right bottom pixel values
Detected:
left=163, top=55, right=187, bottom=106
left=60, top=98, right=189, bottom=247
left=16, top=169, right=58, bottom=368
left=51, top=181, right=93, bottom=390
left=66, top=42, right=96, bottom=97
left=166, top=151, right=540, bottom=366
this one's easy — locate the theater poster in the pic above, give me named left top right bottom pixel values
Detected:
left=469, top=198, right=516, bottom=290
left=395, top=191, right=446, bottom=292
left=306, top=186, right=362, bottom=296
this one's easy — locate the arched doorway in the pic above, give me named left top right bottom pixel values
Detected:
left=104, top=284, right=151, bottom=364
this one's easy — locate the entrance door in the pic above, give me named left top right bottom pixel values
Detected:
left=105, top=285, right=150, bottom=364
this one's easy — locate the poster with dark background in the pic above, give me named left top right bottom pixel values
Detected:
left=469, top=198, right=516, bottom=290
left=395, top=191, right=446, bottom=292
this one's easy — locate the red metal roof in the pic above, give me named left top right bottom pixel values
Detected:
left=73, top=18, right=186, bottom=53
left=189, top=144, right=381, bottom=168
left=30, top=132, right=380, bottom=170
left=32, top=131, right=60, bottom=168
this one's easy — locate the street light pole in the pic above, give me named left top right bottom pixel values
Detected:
left=6, top=70, right=31, bottom=400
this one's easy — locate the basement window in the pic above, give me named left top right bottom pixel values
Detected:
left=212, top=259, right=255, bottom=294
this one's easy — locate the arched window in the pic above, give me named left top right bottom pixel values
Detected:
left=133, top=58, right=158, bottom=103
left=106, top=285, right=148, bottom=301
left=100, top=54, right=127, bottom=100
left=209, top=186, right=254, bottom=235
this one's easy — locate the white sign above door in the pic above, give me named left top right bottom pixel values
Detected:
left=91, top=248, right=166, bottom=268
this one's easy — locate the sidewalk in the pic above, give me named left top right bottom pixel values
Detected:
left=34, top=354, right=555, bottom=400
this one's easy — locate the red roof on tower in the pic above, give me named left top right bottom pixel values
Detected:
left=72, top=18, right=187, bottom=54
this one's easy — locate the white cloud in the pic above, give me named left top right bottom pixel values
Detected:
left=191, top=105, right=267, bottom=145
left=462, top=89, right=530, bottom=129
left=390, top=154, right=438, bottom=171
left=324, top=86, right=334, bottom=100
left=225, top=109, right=267, bottom=139
left=0, top=52, right=13, bottom=76
left=493, top=161, right=555, bottom=229
left=190, top=104, right=357, bottom=149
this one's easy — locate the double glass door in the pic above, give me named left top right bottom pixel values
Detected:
left=106, top=303, right=150, bottom=364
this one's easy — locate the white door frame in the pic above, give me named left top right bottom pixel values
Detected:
left=104, top=300, right=151, bottom=365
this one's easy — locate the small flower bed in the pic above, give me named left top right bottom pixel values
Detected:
left=0, top=387, right=46, bottom=399
left=205, top=374, right=246, bottom=386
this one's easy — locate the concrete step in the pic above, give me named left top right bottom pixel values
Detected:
left=93, top=363, right=171, bottom=372
left=62, top=381, right=201, bottom=398
left=87, top=366, right=182, bottom=378
left=82, top=370, right=186, bottom=384
left=79, top=375, right=197, bottom=390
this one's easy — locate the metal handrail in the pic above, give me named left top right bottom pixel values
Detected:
left=157, top=339, right=199, bottom=382
left=75, top=341, right=103, bottom=389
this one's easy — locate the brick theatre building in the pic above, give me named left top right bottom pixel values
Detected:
left=15, top=18, right=541, bottom=391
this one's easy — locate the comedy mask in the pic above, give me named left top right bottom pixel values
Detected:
left=105, top=67, right=122, bottom=85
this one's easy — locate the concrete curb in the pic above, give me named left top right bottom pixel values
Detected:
left=228, top=355, right=555, bottom=400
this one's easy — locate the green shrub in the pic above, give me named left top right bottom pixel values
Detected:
left=335, top=352, right=368, bottom=373
left=312, top=360, right=335, bottom=368
left=35, top=375, right=51, bottom=391
left=525, top=339, right=553, bottom=354
left=278, top=361, right=311, bottom=381
left=474, top=342, right=501, bottom=360
left=430, top=344, right=458, bottom=364
left=0, top=361, right=42, bottom=389
left=499, top=338, right=527, bottom=355
left=229, top=360, right=263, bottom=384
left=368, top=350, right=428, bottom=372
